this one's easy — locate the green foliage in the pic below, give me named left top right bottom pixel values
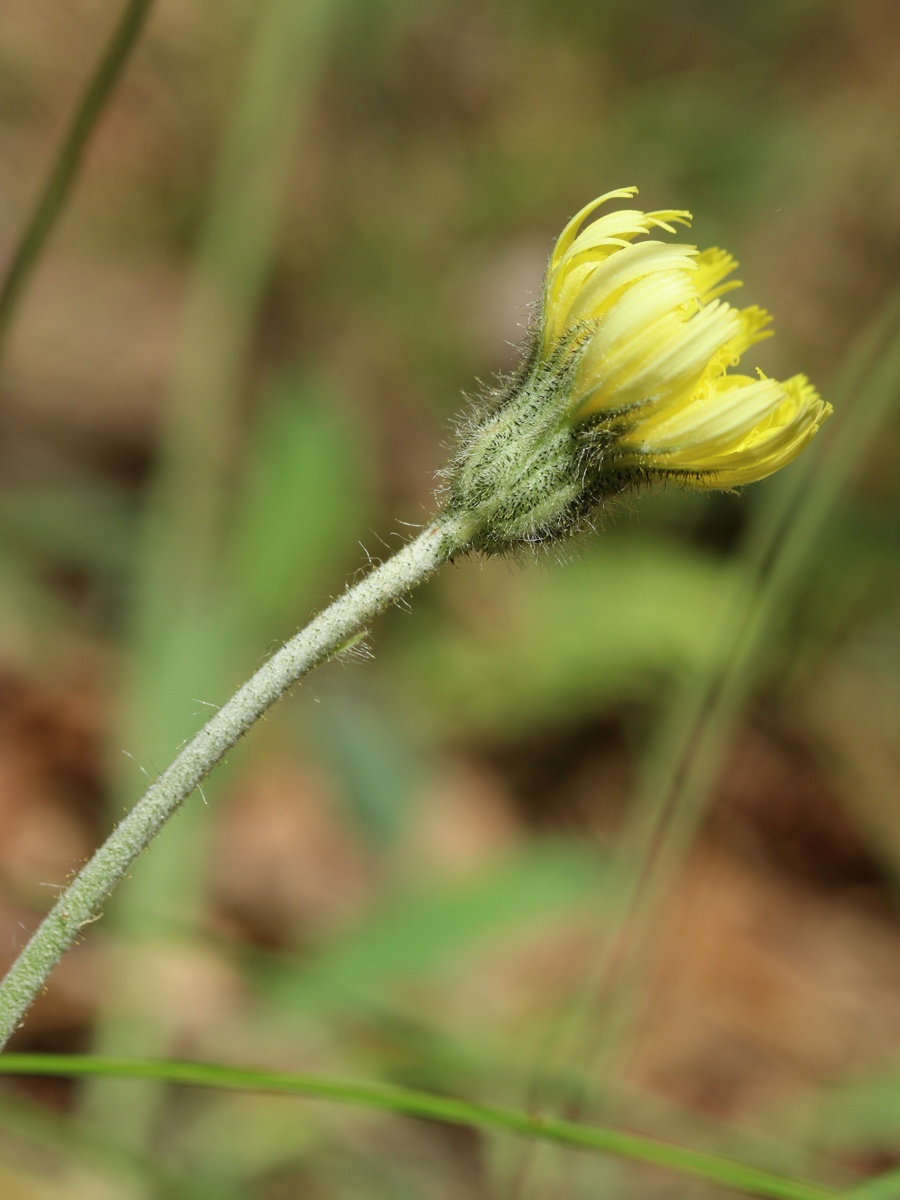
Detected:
left=2, top=0, right=900, bottom=1196
left=228, top=376, right=368, bottom=638
left=397, top=536, right=734, bottom=735
left=259, top=844, right=602, bottom=1014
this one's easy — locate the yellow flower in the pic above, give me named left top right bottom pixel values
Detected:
left=542, top=186, right=830, bottom=488
left=448, top=187, right=830, bottom=551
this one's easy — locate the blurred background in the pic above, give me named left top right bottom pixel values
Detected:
left=1, top=0, right=900, bottom=1196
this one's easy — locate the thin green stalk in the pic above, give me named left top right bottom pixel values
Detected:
left=587, top=292, right=900, bottom=1072
left=0, top=1054, right=836, bottom=1200
left=0, top=514, right=469, bottom=1049
left=85, top=0, right=345, bottom=1150
left=0, top=0, right=155, bottom=350
left=512, top=296, right=900, bottom=1199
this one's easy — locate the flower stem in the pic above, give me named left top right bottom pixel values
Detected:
left=0, top=513, right=469, bottom=1049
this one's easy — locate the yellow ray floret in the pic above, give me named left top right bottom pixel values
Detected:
left=540, top=188, right=831, bottom=487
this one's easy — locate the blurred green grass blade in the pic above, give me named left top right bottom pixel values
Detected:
left=513, top=293, right=900, bottom=1185
left=316, top=1004, right=822, bottom=1184
left=309, top=684, right=419, bottom=850
left=0, top=482, right=136, bottom=579
left=148, top=0, right=342, bottom=603
left=0, top=1054, right=836, bottom=1200
left=396, top=538, right=734, bottom=735
left=0, top=0, right=155, bottom=351
left=772, top=1070, right=900, bottom=1155
left=261, top=845, right=602, bottom=1013
left=227, top=376, right=368, bottom=636
left=0, top=539, right=72, bottom=651
left=843, top=1170, right=900, bottom=1200
left=86, top=0, right=350, bottom=1155
left=162, top=1089, right=323, bottom=1197
left=0, top=1087, right=209, bottom=1199
left=587, top=293, right=900, bottom=1069
left=655, top=285, right=900, bottom=760
left=634, top=289, right=900, bottom=907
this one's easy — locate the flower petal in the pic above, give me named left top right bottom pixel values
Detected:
left=537, top=189, right=831, bottom=491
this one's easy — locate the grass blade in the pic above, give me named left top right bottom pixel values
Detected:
left=0, top=0, right=155, bottom=350
left=0, top=1053, right=836, bottom=1200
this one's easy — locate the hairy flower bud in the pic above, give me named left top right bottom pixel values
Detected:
left=447, top=187, right=831, bottom=553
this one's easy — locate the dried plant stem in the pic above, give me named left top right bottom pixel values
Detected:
left=0, top=515, right=468, bottom=1048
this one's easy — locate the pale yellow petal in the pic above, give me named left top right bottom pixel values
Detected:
left=692, top=247, right=741, bottom=302
left=627, top=377, right=786, bottom=459
left=549, top=188, right=640, bottom=271
left=562, top=241, right=697, bottom=329
left=534, top=189, right=830, bottom=492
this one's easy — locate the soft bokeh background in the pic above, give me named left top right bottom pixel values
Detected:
left=1, top=0, right=900, bottom=1196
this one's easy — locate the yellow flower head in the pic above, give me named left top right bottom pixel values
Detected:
left=447, top=188, right=830, bottom=552
left=541, top=186, right=831, bottom=488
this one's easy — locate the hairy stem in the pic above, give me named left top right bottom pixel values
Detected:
left=0, top=514, right=469, bottom=1048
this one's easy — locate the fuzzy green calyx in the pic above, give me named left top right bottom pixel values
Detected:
left=445, top=346, right=633, bottom=553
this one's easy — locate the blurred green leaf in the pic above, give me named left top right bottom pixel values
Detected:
left=845, top=1169, right=900, bottom=1200
left=397, top=537, right=735, bottom=735
left=0, top=539, right=71, bottom=652
left=228, top=376, right=368, bottom=637
left=261, top=844, right=603, bottom=1013
left=309, top=682, right=419, bottom=850
left=774, top=1071, right=900, bottom=1154
left=0, top=1087, right=210, bottom=1199
left=0, top=482, right=136, bottom=578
